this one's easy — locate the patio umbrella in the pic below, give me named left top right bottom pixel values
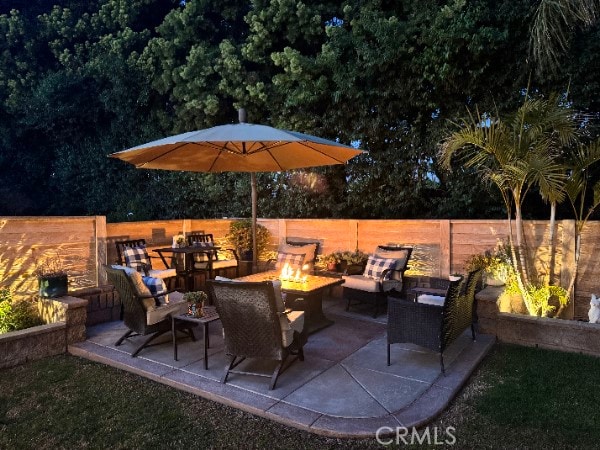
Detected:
left=109, top=109, right=365, bottom=265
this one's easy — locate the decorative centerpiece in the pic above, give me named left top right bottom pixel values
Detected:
left=172, top=233, right=186, bottom=248
left=183, top=291, right=208, bottom=317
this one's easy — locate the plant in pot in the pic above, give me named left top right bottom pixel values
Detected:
left=34, top=253, right=68, bottom=298
left=183, top=291, right=208, bottom=317
left=225, top=219, right=270, bottom=261
left=320, top=252, right=342, bottom=271
left=338, top=250, right=369, bottom=274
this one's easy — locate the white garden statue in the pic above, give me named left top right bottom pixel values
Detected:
left=589, top=294, right=600, bottom=323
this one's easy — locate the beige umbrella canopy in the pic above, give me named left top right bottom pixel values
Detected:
left=109, top=110, right=365, bottom=263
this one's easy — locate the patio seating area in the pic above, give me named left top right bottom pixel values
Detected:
left=70, top=293, right=494, bottom=438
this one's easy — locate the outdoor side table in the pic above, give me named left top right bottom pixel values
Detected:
left=171, top=309, right=220, bottom=369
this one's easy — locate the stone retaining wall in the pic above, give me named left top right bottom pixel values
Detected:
left=70, top=285, right=120, bottom=326
left=475, top=286, right=600, bottom=357
left=0, top=296, right=88, bottom=369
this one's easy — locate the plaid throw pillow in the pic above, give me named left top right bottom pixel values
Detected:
left=142, top=275, right=169, bottom=305
left=276, top=252, right=306, bottom=270
left=363, top=256, right=397, bottom=280
left=123, top=246, right=151, bottom=271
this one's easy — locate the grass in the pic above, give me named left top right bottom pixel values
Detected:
left=2, top=344, right=600, bottom=449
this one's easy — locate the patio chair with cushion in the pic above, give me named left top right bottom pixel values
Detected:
left=114, top=239, right=178, bottom=288
left=206, top=279, right=306, bottom=390
left=343, top=246, right=413, bottom=317
left=387, top=268, right=483, bottom=374
left=265, top=239, right=320, bottom=274
left=105, top=265, right=193, bottom=357
left=187, top=233, right=239, bottom=279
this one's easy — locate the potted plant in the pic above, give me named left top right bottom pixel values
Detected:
left=34, top=254, right=68, bottom=298
left=225, top=219, right=270, bottom=261
left=320, top=252, right=341, bottom=271
left=183, top=291, right=208, bottom=317
left=338, top=250, right=369, bottom=274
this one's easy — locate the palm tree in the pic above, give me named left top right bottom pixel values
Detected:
left=439, top=93, right=577, bottom=314
left=530, top=0, right=599, bottom=74
left=563, top=139, right=600, bottom=301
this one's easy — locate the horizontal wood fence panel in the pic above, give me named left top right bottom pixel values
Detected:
left=1, top=216, right=597, bottom=320
left=0, top=217, right=98, bottom=299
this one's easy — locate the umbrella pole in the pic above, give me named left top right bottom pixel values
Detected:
left=251, top=172, right=258, bottom=271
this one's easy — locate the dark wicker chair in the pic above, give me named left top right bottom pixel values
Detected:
left=114, top=238, right=178, bottom=289
left=343, top=246, right=413, bottom=317
left=206, top=279, right=306, bottom=390
left=187, top=233, right=239, bottom=279
left=387, top=269, right=483, bottom=374
left=105, top=265, right=193, bottom=357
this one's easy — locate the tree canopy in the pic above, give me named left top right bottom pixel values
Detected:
left=0, top=0, right=598, bottom=221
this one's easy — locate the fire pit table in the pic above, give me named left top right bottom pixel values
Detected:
left=235, top=270, right=344, bottom=335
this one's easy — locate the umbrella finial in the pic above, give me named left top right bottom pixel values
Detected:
left=238, top=108, right=247, bottom=124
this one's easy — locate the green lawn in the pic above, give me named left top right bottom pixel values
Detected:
left=2, top=344, right=600, bottom=449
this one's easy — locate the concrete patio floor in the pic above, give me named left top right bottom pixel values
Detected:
left=69, top=296, right=495, bottom=438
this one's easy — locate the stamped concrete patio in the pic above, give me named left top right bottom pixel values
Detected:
left=69, top=296, right=494, bottom=438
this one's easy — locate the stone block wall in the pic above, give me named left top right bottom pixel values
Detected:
left=0, top=323, right=66, bottom=370
left=475, top=286, right=600, bottom=357
left=0, top=295, right=88, bottom=369
left=70, top=285, right=120, bottom=326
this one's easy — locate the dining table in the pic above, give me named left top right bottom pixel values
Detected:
left=153, top=245, right=220, bottom=292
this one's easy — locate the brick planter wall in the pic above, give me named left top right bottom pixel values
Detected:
left=70, top=285, right=120, bottom=326
left=475, top=286, right=600, bottom=357
left=0, top=296, right=88, bottom=369
left=0, top=323, right=65, bottom=370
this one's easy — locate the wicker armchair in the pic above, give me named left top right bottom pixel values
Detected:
left=343, top=246, right=413, bottom=317
left=105, top=265, right=192, bottom=357
left=387, top=269, right=482, bottom=374
left=187, top=233, right=239, bottom=279
left=206, top=279, right=306, bottom=390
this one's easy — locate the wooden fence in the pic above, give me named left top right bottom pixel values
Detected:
left=1, top=216, right=597, bottom=319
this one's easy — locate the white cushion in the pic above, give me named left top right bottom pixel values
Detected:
left=194, top=259, right=237, bottom=270
left=148, top=268, right=177, bottom=279
left=280, top=310, right=304, bottom=347
left=342, top=274, right=401, bottom=293
left=417, top=295, right=445, bottom=306
left=214, top=276, right=232, bottom=281
left=111, top=264, right=136, bottom=276
left=212, top=259, right=238, bottom=270
left=146, top=291, right=187, bottom=325
left=343, top=275, right=379, bottom=292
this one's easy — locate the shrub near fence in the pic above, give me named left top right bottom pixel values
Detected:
left=1, top=216, right=598, bottom=320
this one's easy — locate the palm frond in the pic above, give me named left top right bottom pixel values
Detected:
left=530, top=0, right=599, bottom=75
